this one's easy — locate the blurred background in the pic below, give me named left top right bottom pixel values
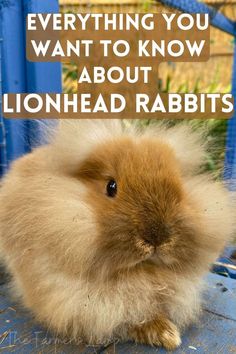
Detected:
left=60, top=0, right=235, bottom=179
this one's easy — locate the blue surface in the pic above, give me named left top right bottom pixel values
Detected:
left=107, top=273, right=236, bottom=354
left=0, top=273, right=235, bottom=353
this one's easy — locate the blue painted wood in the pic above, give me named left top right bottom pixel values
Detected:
left=213, top=247, right=236, bottom=279
left=0, top=0, right=61, bottom=177
left=224, top=39, right=236, bottom=190
left=0, top=0, right=28, bottom=167
left=22, top=0, right=61, bottom=149
left=0, top=273, right=235, bottom=353
left=0, top=14, right=8, bottom=176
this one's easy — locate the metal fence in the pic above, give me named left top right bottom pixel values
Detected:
left=157, top=0, right=236, bottom=188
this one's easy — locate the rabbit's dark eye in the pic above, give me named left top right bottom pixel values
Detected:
left=106, top=180, right=117, bottom=198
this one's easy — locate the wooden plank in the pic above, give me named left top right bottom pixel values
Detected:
left=0, top=273, right=235, bottom=353
left=59, top=0, right=236, bottom=5
left=59, top=0, right=149, bottom=5
left=211, top=45, right=234, bottom=56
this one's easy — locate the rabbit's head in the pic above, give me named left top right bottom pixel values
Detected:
left=46, top=120, right=233, bottom=278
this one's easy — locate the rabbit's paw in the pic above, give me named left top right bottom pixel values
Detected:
left=129, top=317, right=181, bottom=350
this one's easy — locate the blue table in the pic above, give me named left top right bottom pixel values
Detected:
left=0, top=272, right=235, bottom=354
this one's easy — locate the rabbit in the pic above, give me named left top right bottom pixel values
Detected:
left=0, top=119, right=234, bottom=350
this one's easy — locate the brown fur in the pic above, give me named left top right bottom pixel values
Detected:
left=129, top=315, right=181, bottom=349
left=78, top=137, right=200, bottom=278
left=0, top=120, right=234, bottom=348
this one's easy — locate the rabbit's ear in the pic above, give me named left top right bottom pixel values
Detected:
left=48, top=120, right=123, bottom=173
left=143, top=123, right=207, bottom=175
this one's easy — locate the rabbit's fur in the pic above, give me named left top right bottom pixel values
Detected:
left=0, top=120, right=234, bottom=349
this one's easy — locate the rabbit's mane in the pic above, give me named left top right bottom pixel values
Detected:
left=48, top=120, right=206, bottom=176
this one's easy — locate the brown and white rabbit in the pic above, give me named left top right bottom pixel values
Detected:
left=0, top=120, right=234, bottom=350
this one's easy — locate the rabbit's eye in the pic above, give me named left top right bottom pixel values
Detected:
left=106, top=180, right=117, bottom=198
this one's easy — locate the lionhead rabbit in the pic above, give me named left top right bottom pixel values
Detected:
left=0, top=120, right=234, bottom=349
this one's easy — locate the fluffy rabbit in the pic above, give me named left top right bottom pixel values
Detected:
left=0, top=120, right=234, bottom=349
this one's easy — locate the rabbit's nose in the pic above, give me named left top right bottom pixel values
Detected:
left=143, top=224, right=171, bottom=247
